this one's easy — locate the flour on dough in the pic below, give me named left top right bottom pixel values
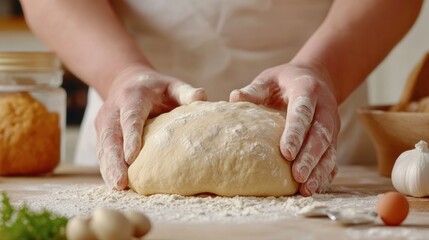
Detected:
left=128, top=101, right=298, bottom=197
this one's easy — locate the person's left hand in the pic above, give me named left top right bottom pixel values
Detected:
left=230, top=63, right=340, bottom=196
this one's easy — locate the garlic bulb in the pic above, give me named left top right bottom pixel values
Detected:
left=391, top=140, right=429, bottom=197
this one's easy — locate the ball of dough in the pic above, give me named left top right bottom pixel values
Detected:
left=128, top=101, right=298, bottom=197
left=0, top=92, right=60, bottom=175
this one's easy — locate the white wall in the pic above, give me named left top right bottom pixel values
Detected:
left=367, top=1, right=429, bottom=105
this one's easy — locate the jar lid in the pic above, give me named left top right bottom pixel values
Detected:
left=0, top=52, right=61, bottom=72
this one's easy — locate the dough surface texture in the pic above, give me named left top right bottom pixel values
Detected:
left=128, top=101, right=298, bottom=197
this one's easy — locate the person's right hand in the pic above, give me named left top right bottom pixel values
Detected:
left=95, top=65, right=207, bottom=190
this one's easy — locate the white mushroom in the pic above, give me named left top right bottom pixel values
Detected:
left=90, top=208, right=133, bottom=240
left=66, top=216, right=97, bottom=240
left=124, top=211, right=152, bottom=238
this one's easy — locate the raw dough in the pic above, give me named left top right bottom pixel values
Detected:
left=128, top=101, right=298, bottom=197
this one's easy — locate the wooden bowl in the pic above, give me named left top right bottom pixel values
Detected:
left=358, top=105, right=429, bottom=177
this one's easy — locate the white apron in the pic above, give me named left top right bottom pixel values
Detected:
left=75, top=0, right=375, bottom=166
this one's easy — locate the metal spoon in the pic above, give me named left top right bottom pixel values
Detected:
left=326, top=208, right=378, bottom=226
left=298, top=206, right=378, bottom=226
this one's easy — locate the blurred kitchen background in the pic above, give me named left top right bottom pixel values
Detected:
left=1, top=1, right=429, bottom=163
left=0, top=1, right=87, bottom=163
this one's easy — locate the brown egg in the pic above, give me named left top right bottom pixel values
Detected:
left=376, top=191, right=409, bottom=226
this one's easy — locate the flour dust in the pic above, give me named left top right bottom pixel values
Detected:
left=12, top=183, right=377, bottom=224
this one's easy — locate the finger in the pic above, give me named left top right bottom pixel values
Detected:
left=292, top=119, right=333, bottom=183
left=120, top=99, right=152, bottom=165
left=95, top=108, right=128, bottom=190
left=315, top=164, right=338, bottom=194
left=328, top=165, right=339, bottom=183
left=229, top=82, right=270, bottom=104
left=168, top=82, right=207, bottom=104
left=280, top=95, right=316, bottom=161
left=316, top=179, right=330, bottom=194
left=298, top=146, right=336, bottom=196
left=229, top=78, right=278, bottom=104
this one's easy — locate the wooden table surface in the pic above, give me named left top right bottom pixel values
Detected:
left=1, top=164, right=429, bottom=240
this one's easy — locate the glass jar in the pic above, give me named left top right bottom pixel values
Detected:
left=0, top=52, right=66, bottom=175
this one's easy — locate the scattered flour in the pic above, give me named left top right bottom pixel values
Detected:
left=13, top=184, right=377, bottom=224
left=7, top=183, right=429, bottom=239
left=346, top=226, right=429, bottom=240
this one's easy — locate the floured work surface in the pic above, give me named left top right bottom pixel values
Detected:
left=1, top=165, right=429, bottom=240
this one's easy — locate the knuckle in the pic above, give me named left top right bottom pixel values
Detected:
left=282, top=128, right=305, bottom=158
left=103, top=145, right=124, bottom=167
left=120, top=109, right=143, bottom=126
left=302, top=152, right=318, bottom=169
left=136, top=72, right=157, bottom=82
left=98, top=127, right=118, bottom=144
left=95, top=107, right=120, bottom=131
left=312, top=167, right=324, bottom=181
left=295, top=102, right=313, bottom=117
left=293, top=152, right=318, bottom=181
left=296, top=104, right=313, bottom=117
left=302, top=147, right=337, bottom=185
left=312, top=121, right=333, bottom=145
left=124, top=128, right=141, bottom=145
left=285, top=124, right=307, bottom=143
left=320, top=147, right=337, bottom=171
left=326, top=146, right=337, bottom=160
left=290, top=96, right=314, bottom=125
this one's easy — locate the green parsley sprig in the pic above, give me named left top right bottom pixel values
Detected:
left=0, top=192, right=68, bottom=240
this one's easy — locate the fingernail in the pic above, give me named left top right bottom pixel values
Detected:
left=194, top=88, right=207, bottom=101
left=299, top=167, right=309, bottom=180
left=307, top=180, right=318, bottom=193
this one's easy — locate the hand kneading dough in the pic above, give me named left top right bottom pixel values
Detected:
left=128, top=101, right=298, bottom=197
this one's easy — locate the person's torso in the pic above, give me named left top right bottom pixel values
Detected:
left=76, top=0, right=376, bottom=166
left=113, top=0, right=333, bottom=100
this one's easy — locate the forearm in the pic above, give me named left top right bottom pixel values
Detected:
left=20, top=0, right=151, bottom=99
left=291, top=0, right=422, bottom=103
